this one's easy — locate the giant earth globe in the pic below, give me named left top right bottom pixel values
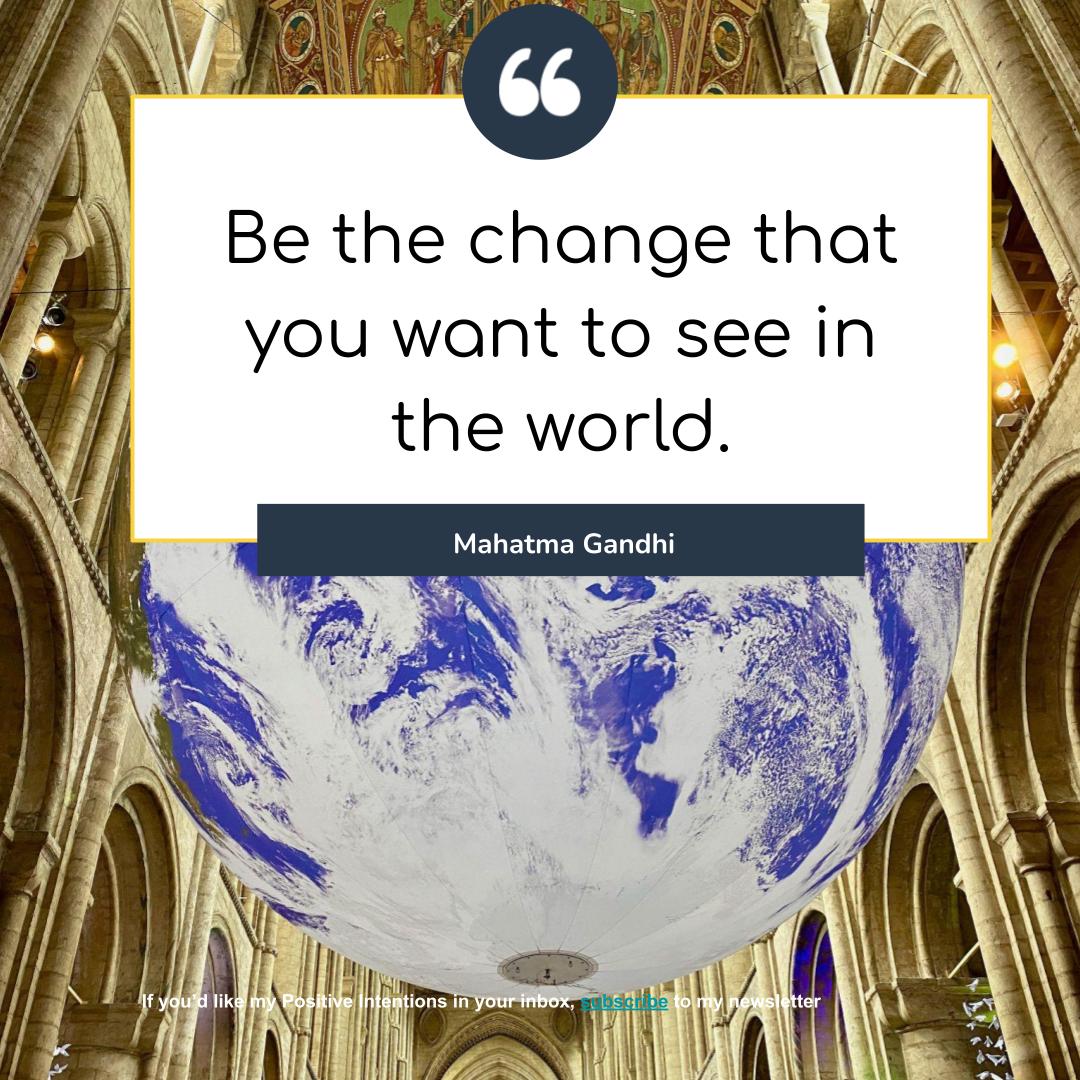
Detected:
left=109, top=483, right=963, bottom=997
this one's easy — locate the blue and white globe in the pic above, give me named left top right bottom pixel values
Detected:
left=110, top=523, right=962, bottom=997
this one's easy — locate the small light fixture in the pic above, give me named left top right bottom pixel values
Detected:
left=34, top=332, right=55, bottom=354
left=995, top=380, right=1018, bottom=401
left=995, top=407, right=1027, bottom=431
left=21, top=358, right=38, bottom=382
left=41, top=296, right=67, bottom=327
left=993, top=342, right=1017, bottom=369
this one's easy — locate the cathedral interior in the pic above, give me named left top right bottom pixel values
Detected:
left=2, top=0, right=1080, bottom=1077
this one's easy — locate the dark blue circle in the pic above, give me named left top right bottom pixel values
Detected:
left=462, top=6, right=618, bottom=160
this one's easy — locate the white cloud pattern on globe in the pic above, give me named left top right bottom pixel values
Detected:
left=111, top=543, right=962, bottom=997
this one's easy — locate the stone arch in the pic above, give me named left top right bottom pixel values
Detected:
left=979, top=450, right=1080, bottom=817
left=262, top=1026, right=283, bottom=1080
left=174, top=0, right=208, bottom=67
left=867, top=6, right=962, bottom=96
left=0, top=470, right=73, bottom=843
left=859, top=779, right=982, bottom=982
left=442, top=1034, right=559, bottom=1080
left=67, top=779, right=178, bottom=1005
left=423, top=1012, right=571, bottom=1080
left=83, top=198, right=126, bottom=307
left=101, top=10, right=171, bottom=181
left=790, top=909, right=850, bottom=1080
left=192, top=925, right=238, bottom=1080
left=740, top=1014, right=770, bottom=1080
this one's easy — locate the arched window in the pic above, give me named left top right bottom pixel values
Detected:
left=921, top=810, right=985, bottom=979
left=191, top=928, right=237, bottom=1080
left=741, top=1016, right=770, bottom=1080
left=792, top=913, right=850, bottom=1079
left=263, top=1029, right=282, bottom=1080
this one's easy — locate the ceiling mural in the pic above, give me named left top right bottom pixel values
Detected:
left=269, top=0, right=760, bottom=96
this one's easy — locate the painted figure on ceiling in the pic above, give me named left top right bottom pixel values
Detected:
left=595, top=0, right=622, bottom=55
left=712, top=15, right=743, bottom=67
left=282, top=12, right=314, bottom=62
left=428, top=0, right=472, bottom=92
left=621, top=10, right=661, bottom=93
left=364, top=6, right=408, bottom=93
left=406, top=0, right=431, bottom=92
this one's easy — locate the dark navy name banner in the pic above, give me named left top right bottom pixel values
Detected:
left=256, top=504, right=866, bottom=576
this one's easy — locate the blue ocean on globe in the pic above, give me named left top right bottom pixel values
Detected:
left=110, top=541, right=963, bottom=997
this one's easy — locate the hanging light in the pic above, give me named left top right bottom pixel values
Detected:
left=995, top=380, right=1017, bottom=401
left=21, top=358, right=38, bottom=382
left=34, top=332, right=55, bottom=354
left=992, top=342, right=1017, bottom=369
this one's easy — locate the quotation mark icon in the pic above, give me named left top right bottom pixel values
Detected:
left=462, top=6, right=617, bottom=160
left=499, top=48, right=581, bottom=117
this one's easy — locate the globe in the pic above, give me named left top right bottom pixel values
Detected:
left=109, top=496, right=962, bottom=997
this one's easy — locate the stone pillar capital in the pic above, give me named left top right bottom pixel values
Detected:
left=991, top=199, right=1013, bottom=246
left=866, top=977, right=972, bottom=1034
left=71, top=308, right=122, bottom=352
left=36, top=196, right=92, bottom=260
left=799, top=1, right=831, bottom=36
left=0, top=829, right=60, bottom=894
left=1037, top=801, right=1080, bottom=867
left=992, top=811, right=1053, bottom=874
left=64, top=1001, right=165, bottom=1057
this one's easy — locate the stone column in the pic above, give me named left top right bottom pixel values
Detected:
left=690, top=972, right=709, bottom=1064
left=292, top=937, right=318, bottom=1076
left=0, top=0, right=123, bottom=300
left=658, top=987, right=681, bottom=1080
left=14, top=672, right=129, bottom=1080
left=672, top=976, right=693, bottom=1077
left=1041, top=802, right=1080, bottom=921
left=641, top=1009, right=665, bottom=1080
left=991, top=200, right=1054, bottom=397
left=47, top=312, right=120, bottom=491
left=345, top=965, right=366, bottom=1080
left=75, top=325, right=129, bottom=543
left=941, top=0, right=1080, bottom=286
left=620, top=1013, right=634, bottom=1078
left=747, top=12, right=783, bottom=94
left=994, top=813, right=1080, bottom=1047
left=165, top=843, right=219, bottom=1080
left=925, top=711, right=1051, bottom=1078
left=0, top=0, right=68, bottom=143
left=243, top=911, right=278, bottom=1080
left=0, top=830, right=60, bottom=1012
left=0, top=200, right=90, bottom=383
left=710, top=1014, right=733, bottom=1080
left=236, top=904, right=265, bottom=1076
left=189, top=4, right=226, bottom=94
left=799, top=2, right=843, bottom=95
left=868, top=978, right=978, bottom=1080
left=1014, top=0, right=1080, bottom=115
left=819, top=879, right=878, bottom=1080
left=238, top=8, right=280, bottom=94
left=750, top=935, right=790, bottom=1080
left=61, top=1002, right=164, bottom=1079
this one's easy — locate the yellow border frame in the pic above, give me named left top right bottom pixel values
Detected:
left=129, top=93, right=994, bottom=546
